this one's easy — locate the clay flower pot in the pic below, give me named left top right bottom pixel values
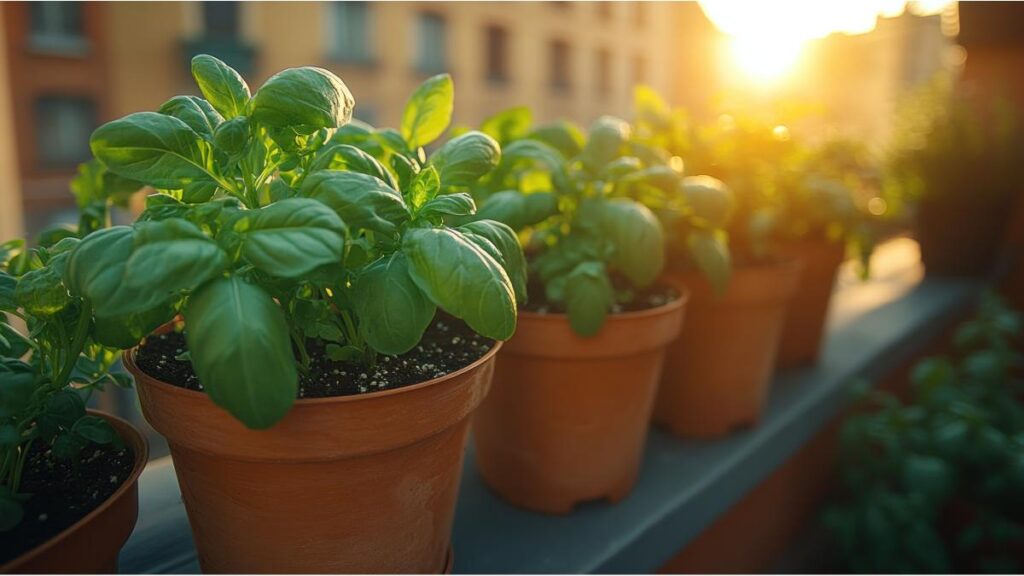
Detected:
left=655, top=261, right=800, bottom=438
left=125, top=342, right=499, bottom=574
left=776, top=239, right=845, bottom=369
left=2, top=411, right=148, bottom=574
left=472, top=296, right=687, bottom=514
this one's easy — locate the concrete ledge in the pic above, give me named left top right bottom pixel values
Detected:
left=118, top=239, right=984, bottom=574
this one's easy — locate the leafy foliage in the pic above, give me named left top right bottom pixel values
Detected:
left=825, top=294, right=1024, bottom=572
left=0, top=172, right=134, bottom=533
left=68, top=56, right=522, bottom=429
left=467, top=101, right=733, bottom=335
left=632, top=86, right=879, bottom=273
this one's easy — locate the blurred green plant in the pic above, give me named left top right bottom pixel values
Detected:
left=825, top=293, right=1024, bottom=572
left=884, top=76, right=1024, bottom=217
left=633, top=86, right=880, bottom=273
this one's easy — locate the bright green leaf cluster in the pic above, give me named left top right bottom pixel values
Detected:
left=66, top=56, right=522, bottom=430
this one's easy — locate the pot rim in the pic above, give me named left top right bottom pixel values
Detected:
left=124, top=334, right=504, bottom=408
left=1, top=410, right=149, bottom=572
left=516, top=286, right=690, bottom=324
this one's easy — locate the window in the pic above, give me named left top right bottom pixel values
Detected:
left=596, top=48, right=611, bottom=96
left=549, top=40, right=571, bottom=92
left=485, top=25, right=508, bottom=83
left=329, top=2, right=373, bottom=62
left=633, top=54, right=647, bottom=85
left=416, top=12, right=447, bottom=74
left=28, top=2, right=87, bottom=54
left=202, top=1, right=240, bottom=39
left=35, top=96, right=96, bottom=169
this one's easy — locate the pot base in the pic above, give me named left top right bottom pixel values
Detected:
left=479, top=462, right=638, bottom=515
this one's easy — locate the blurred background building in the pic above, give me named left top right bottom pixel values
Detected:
left=0, top=1, right=958, bottom=241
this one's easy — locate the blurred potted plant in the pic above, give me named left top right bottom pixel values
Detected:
left=633, top=89, right=800, bottom=438
left=464, top=107, right=687, bottom=513
left=67, top=55, right=522, bottom=572
left=885, top=77, right=1024, bottom=277
left=774, top=136, right=880, bottom=368
left=0, top=176, right=149, bottom=572
left=825, top=294, right=1024, bottom=572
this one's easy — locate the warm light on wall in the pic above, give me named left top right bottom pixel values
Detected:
left=701, top=0, right=956, bottom=85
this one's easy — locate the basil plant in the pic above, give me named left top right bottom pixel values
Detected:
left=464, top=105, right=724, bottom=336
left=66, top=55, right=523, bottom=429
left=0, top=167, right=139, bottom=531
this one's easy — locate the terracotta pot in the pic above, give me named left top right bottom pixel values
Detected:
left=2, top=411, right=148, bottom=574
left=125, top=342, right=498, bottom=574
left=472, top=296, right=687, bottom=514
left=776, top=239, right=845, bottom=369
left=655, top=261, right=800, bottom=438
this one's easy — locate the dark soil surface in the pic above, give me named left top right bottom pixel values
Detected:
left=135, top=318, right=496, bottom=398
left=0, top=441, right=134, bottom=564
left=523, top=280, right=681, bottom=316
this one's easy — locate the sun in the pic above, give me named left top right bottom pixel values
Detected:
left=729, top=34, right=805, bottom=83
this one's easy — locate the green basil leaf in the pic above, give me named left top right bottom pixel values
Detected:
left=90, top=112, right=210, bottom=189
left=312, top=143, right=397, bottom=188
left=124, top=218, right=230, bottom=299
left=683, top=176, right=735, bottom=228
left=213, top=116, right=250, bottom=155
left=182, top=179, right=220, bottom=204
left=73, top=415, right=118, bottom=444
left=67, top=227, right=171, bottom=317
left=352, top=252, right=436, bottom=355
left=686, top=230, right=731, bottom=296
left=428, top=131, right=501, bottom=187
left=0, top=272, right=16, bottom=311
left=458, top=220, right=527, bottom=305
left=403, top=228, right=516, bottom=340
left=302, top=170, right=410, bottom=236
left=481, top=106, right=532, bottom=145
left=599, top=198, right=664, bottom=288
left=158, top=95, right=224, bottom=141
left=37, top=389, right=86, bottom=438
left=410, top=165, right=440, bottom=210
left=497, top=139, right=569, bottom=192
left=0, top=239, right=24, bottom=268
left=419, top=193, right=476, bottom=220
left=92, top=303, right=174, bottom=350
left=51, top=432, right=87, bottom=460
left=582, top=116, right=630, bottom=172
left=0, top=371, right=34, bottom=418
left=564, top=261, right=614, bottom=337
left=527, top=120, right=586, bottom=159
left=237, top=198, right=345, bottom=278
left=190, top=54, right=251, bottom=119
left=476, top=190, right=558, bottom=231
left=401, top=73, right=454, bottom=149
left=13, top=264, right=69, bottom=316
left=184, top=276, right=297, bottom=429
left=251, top=67, right=354, bottom=131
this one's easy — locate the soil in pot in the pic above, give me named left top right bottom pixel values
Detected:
left=128, top=316, right=499, bottom=574
left=472, top=282, right=686, bottom=514
left=0, top=442, right=134, bottom=564
left=655, top=259, right=800, bottom=438
left=2, top=412, right=148, bottom=574
left=135, top=317, right=494, bottom=397
left=776, top=239, right=845, bottom=369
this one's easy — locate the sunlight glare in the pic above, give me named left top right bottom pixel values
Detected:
left=730, top=34, right=804, bottom=82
